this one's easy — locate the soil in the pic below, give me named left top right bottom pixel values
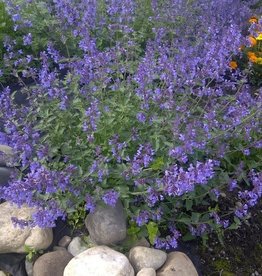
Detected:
left=195, top=200, right=262, bottom=276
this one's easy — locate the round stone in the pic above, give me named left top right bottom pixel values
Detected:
left=129, top=246, right=167, bottom=272
left=64, top=246, right=134, bottom=276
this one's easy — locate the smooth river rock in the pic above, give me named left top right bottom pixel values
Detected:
left=0, top=202, right=53, bottom=253
left=33, top=250, right=73, bottom=276
left=64, top=246, right=134, bottom=276
left=85, top=200, right=127, bottom=245
left=129, top=246, right=167, bottom=272
left=156, top=251, right=198, bottom=276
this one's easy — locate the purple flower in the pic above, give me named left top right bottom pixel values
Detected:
left=11, top=217, right=30, bottom=229
left=23, top=33, right=32, bottom=46
left=47, top=42, right=61, bottom=63
left=102, top=190, right=119, bottom=207
left=146, top=187, right=160, bottom=207
left=235, top=203, right=249, bottom=219
left=154, top=227, right=180, bottom=249
left=229, top=179, right=238, bottom=192
left=223, top=220, right=229, bottom=229
left=154, top=237, right=167, bottom=249
left=250, top=170, right=262, bottom=197
left=189, top=224, right=208, bottom=237
left=85, top=194, right=96, bottom=213
left=131, top=144, right=155, bottom=175
left=109, top=135, right=127, bottom=163
left=83, top=99, right=101, bottom=133
left=151, top=208, right=163, bottom=221
left=211, top=188, right=220, bottom=200
left=12, top=14, right=21, bottom=22
left=31, top=201, right=65, bottom=228
left=135, top=210, right=150, bottom=226
left=161, top=160, right=216, bottom=197
left=136, top=112, right=146, bottom=123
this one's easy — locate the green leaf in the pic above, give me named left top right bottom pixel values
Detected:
left=182, top=232, right=195, bottom=241
left=146, top=222, right=159, bottom=245
left=127, top=223, right=140, bottom=237
left=150, top=157, right=164, bottom=171
left=185, top=199, right=193, bottom=211
left=227, top=222, right=240, bottom=230
left=191, top=212, right=201, bottom=224
left=177, top=216, right=191, bottom=225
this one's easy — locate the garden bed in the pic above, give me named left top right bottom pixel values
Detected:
left=0, top=1, right=262, bottom=275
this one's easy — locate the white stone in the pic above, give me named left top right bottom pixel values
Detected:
left=156, top=251, right=198, bottom=276
left=129, top=246, right=167, bottom=272
left=85, top=200, right=126, bottom=245
left=0, top=202, right=53, bottom=253
left=137, top=268, right=156, bottom=276
left=0, top=144, right=14, bottom=166
left=64, top=246, right=134, bottom=276
left=0, top=271, right=7, bottom=276
left=67, top=237, right=89, bottom=256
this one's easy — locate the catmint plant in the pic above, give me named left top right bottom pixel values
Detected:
left=0, top=0, right=261, bottom=248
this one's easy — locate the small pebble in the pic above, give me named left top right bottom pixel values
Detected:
left=58, top=235, right=72, bottom=248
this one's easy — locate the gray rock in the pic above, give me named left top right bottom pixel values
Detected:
left=0, top=145, right=13, bottom=166
left=137, top=268, right=156, bottom=276
left=0, top=202, right=53, bottom=253
left=53, top=246, right=67, bottom=251
left=25, top=260, right=33, bottom=276
left=33, top=250, right=73, bottom=276
left=58, top=235, right=72, bottom=248
left=156, top=251, right=198, bottom=276
left=67, top=237, right=89, bottom=256
left=133, top=237, right=150, bottom=248
left=129, top=246, right=167, bottom=272
left=85, top=200, right=127, bottom=245
left=64, top=246, right=134, bottom=276
left=0, top=167, right=12, bottom=186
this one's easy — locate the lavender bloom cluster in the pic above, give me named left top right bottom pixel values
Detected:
left=0, top=0, right=261, bottom=247
left=160, top=160, right=216, bottom=197
left=235, top=171, right=262, bottom=218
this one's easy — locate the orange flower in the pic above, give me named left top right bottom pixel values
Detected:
left=229, top=61, right=238, bottom=69
left=249, top=16, right=258, bottom=24
left=247, top=51, right=256, bottom=58
left=249, top=54, right=258, bottom=63
left=247, top=51, right=258, bottom=62
left=249, top=36, right=257, bottom=46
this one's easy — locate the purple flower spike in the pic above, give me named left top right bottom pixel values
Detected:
left=102, top=189, right=119, bottom=207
